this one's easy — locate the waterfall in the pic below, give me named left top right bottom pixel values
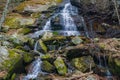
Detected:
left=23, top=42, right=46, bottom=80
left=60, top=3, right=80, bottom=36
left=31, top=1, right=81, bottom=38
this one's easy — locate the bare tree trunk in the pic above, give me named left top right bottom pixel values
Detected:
left=112, top=0, right=120, bottom=25
left=0, top=0, right=10, bottom=31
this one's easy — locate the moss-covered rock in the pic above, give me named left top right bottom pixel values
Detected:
left=38, top=39, right=48, bottom=53
left=23, top=53, right=34, bottom=64
left=71, top=56, right=95, bottom=72
left=41, top=61, right=55, bottom=73
left=17, top=28, right=31, bottom=35
left=14, top=0, right=62, bottom=13
left=3, top=14, right=35, bottom=29
left=72, top=36, right=83, bottom=45
left=54, top=57, right=67, bottom=76
left=109, top=57, right=120, bottom=76
left=27, top=38, right=35, bottom=49
left=0, top=49, right=24, bottom=80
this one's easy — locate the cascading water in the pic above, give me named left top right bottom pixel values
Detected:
left=23, top=41, right=46, bottom=80
left=31, top=1, right=80, bottom=38
left=59, top=2, right=80, bottom=36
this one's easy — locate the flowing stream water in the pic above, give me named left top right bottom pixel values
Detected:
left=24, top=0, right=112, bottom=79
left=31, top=1, right=80, bottom=38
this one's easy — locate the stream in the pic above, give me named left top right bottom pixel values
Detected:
left=23, top=0, right=113, bottom=80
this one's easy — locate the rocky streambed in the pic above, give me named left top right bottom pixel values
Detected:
left=0, top=0, right=120, bottom=80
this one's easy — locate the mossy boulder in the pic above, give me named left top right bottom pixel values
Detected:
left=41, top=54, right=52, bottom=60
left=41, top=61, right=55, bottom=73
left=23, top=53, right=34, bottom=64
left=27, top=38, right=35, bottom=49
left=3, top=14, right=35, bottom=29
left=0, top=49, right=24, bottom=80
left=71, top=56, right=95, bottom=72
left=14, top=0, right=62, bottom=13
left=9, top=33, right=29, bottom=46
left=38, top=39, right=48, bottom=53
left=17, top=28, right=32, bottom=35
left=54, top=57, right=67, bottom=76
left=72, top=36, right=83, bottom=45
left=109, top=57, right=120, bottom=76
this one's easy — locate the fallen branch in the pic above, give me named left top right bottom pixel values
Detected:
left=67, top=71, right=93, bottom=80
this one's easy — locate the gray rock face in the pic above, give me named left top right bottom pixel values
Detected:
left=70, top=0, right=111, bottom=14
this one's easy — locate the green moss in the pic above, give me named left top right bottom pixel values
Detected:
left=41, top=61, right=55, bottom=73
left=55, top=0, right=63, bottom=3
left=4, top=17, right=20, bottom=29
left=114, top=58, right=120, bottom=66
left=54, top=57, right=67, bottom=76
left=31, top=12, right=41, bottom=18
left=71, top=56, right=95, bottom=72
left=11, top=73, right=16, bottom=80
left=18, top=28, right=31, bottom=34
left=1, top=50, right=23, bottom=80
left=23, top=53, right=34, bottom=63
left=39, top=39, right=48, bottom=53
left=41, top=54, right=51, bottom=60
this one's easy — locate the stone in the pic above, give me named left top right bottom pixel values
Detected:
left=38, top=39, right=48, bottom=53
left=0, top=49, right=24, bottom=79
left=54, top=57, right=67, bottom=75
left=17, top=28, right=31, bottom=35
left=42, top=31, right=53, bottom=40
left=0, top=46, right=9, bottom=63
left=72, top=36, right=83, bottom=45
left=14, top=0, right=62, bottom=13
left=71, top=56, right=95, bottom=72
left=23, top=53, right=34, bottom=64
left=3, top=13, right=35, bottom=29
left=41, top=61, right=55, bottom=73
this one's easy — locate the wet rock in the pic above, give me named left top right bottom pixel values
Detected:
left=71, top=56, right=95, bottom=72
left=41, top=61, right=55, bottom=73
left=38, top=39, right=48, bottom=53
left=51, top=15, right=63, bottom=30
left=42, top=32, right=54, bottom=40
left=54, top=57, right=67, bottom=75
left=27, top=38, right=35, bottom=49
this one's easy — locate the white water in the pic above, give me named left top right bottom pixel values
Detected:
left=60, top=3, right=80, bottom=36
left=31, top=2, right=80, bottom=38
left=23, top=41, right=46, bottom=80
left=23, top=58, right=42, bottom=80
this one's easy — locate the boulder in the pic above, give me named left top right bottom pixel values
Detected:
left=72, top=36, right=83, bottom=45
left=41, top=61, right=55, bottom=73
left=38, top=39, right=48, bottom=53
left=71, top=56, right=95, bottom=72
left=54, top=57, right=67, bottom=75
left=14, top=0, right=63, bottom=13
left=23, top=53, right=34, bottom=64
left=3, top=13, right=35, bottom=29
left=0, top=49, right=24, bottom=79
